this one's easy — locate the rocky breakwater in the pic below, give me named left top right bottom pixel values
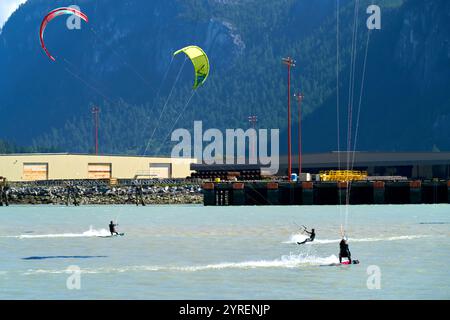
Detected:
left=5, top=183, right=203, bottom=205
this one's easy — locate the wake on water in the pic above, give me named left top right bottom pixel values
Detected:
left=284, top=234, right=432, bottom=245
left=9, top=228, right=435, bottom=275
left=2, top=226, right=110, bottom=239
left=23, top=253, right=341, bottom=275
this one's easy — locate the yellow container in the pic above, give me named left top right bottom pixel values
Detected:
left=319, top=170, right=368, bottom=182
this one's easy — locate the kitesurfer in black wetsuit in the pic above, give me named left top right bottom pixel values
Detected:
left=297, top=228, right=315, bottom=245
left=339, top=238, right=351, bottom=263
left=109, top=221, right=119, bottom=236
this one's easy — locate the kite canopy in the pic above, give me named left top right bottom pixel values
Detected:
left=40, top=7, right=89, bottom=61
left=173, top=46, right=210, bottom=89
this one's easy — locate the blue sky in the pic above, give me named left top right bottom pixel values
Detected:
left=0, top=0, right=28, bottom=28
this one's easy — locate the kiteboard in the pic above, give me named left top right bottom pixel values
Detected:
left=320, top=260, right=360, bottom=267
left=98, top=233, right=125, bottom=238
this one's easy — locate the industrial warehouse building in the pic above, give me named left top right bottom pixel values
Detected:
left=292, top=152, right=450, bottom=180
left=191, top=152, right=450, bottom=180
left=0, top=154, right=196, bottom=181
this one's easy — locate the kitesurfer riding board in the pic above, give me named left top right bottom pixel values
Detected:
left=297, top=227, right=315, bottom=245
left=339, top=238, right=352, bottom=263
left=331, top=237, right=359, bottom=265
left=109, top=221, right=120, bottom=236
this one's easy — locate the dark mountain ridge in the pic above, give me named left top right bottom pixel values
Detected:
left=0, top=0, right=449, bottom=155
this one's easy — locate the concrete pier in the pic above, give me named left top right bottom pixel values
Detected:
left=203, top=180, right=450, bottom=206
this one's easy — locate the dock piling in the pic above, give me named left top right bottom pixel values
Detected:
left=409, top=181, right=422, bottom=204
left=135, top=185, right=145, bottom=206
left=0, top=178, right=9, bottom=206
left=267, top=182, right=279, bottom=205
left=448, top=181, right=450, bottom=204
left=338, top=182, right=348, bottom=205
left=232, top=183, right=245, bottom=206
left=66, top=185, right=71, bottom=206
left=373, top=181, right=385, bottom=205
left=201, top=180, right=449, bottom=206
left=203, top=183, right=215, bottom=206
left=301, top=182, right=314, bottom=205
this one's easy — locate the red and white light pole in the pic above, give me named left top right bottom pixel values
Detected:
left=282, top=57, right=296, bottom=181
left=294, top=92, right=304, bottom=175
left=91, top=106, right=100, bottom=155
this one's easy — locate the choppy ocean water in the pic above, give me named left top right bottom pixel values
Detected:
left=0, top=204, right=448, bottom=299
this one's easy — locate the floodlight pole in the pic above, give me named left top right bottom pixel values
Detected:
left=282, top=57, right=296, bottom=181
left=295, top=92, right=304, bottom=175
left=91, top=107, right=100, bottom=155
